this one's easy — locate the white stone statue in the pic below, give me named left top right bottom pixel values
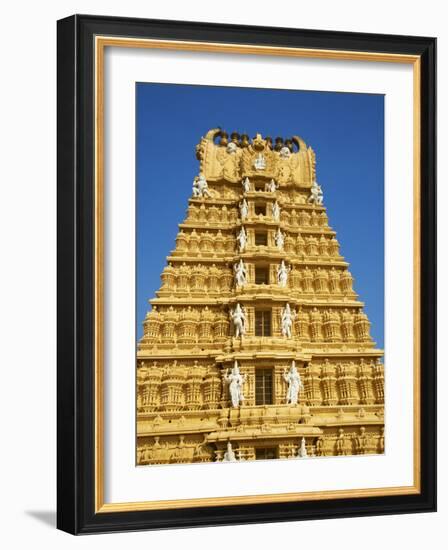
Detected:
left=192, top=177, right=200, bottom=197
left=239, top=198, right=249, bottom=220
left=236, top=227, right=247, bottom=252
left=233, top=259, right=247, bottom=287
left=192, top=174, right=212, bottom=198
left=265, top=179, right=277, bottom=192
left=297, top=437, right=308, bottom=458
left=281, top=303, right=296, bottom=338
left=277, top=260, right=290, bottom=287
left=274, top=228, right=285, bottom=250
left=307, top=180, right=323, bottom=205
left=230, top=303, right=246, bottom=337
left=272, top=200, right=281, bottom=221
left=279, top=146, right=291, bottom=159
left=222, top=441, right=237, bottom=462
left=226, top=142, right=238, bottom=154
left=283, top=361, right=303, bottom=405
left=224, top=361, right=247, bottom=407
left=254, top=153, right=266, bottom=170
left=242, top=177, right=251, bottom=193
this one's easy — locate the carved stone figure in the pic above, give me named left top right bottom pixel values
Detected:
left=224, top=361, right=246, bottom=407
left=297, top=437, right=308, bottom=458
left=279, top=146, right=291, bottom=159
left=283, top=361, right=303, bottom=405
left=227, top=142, right=237, bottom=154
left=242, top=177, right=251, bottom=193
left=281, top=303, right=296, bottom=338
left=236, top=226, right=247, bottom=252
left=239, top=198, right=249, bottom=220
left=272, top=200, right=281, bottom=221
left=265, top=179, right=277, bottom=192
left=222, top=441, right=237, bottom=462
left=230, top=303, right=246, bottom=337
left=191, top=177, right=201, bottom=198
left=192, top=174, right=213, bottom=198
left=355, top=426, right=369, bottom=454
left=274, top=228, right=285, bottom=250
left=215, top=140, right=241, bottom=181
left=254, top=152, right=266, bottom=170
left=233, top=259, right=247, bottom=287
left=277, top=260, right=290, bottom=287
left=315, top=437, right=324, bottom=456
left=336, top=428, right=352, bottom=455
left=307, top=180, right=323, bottom=205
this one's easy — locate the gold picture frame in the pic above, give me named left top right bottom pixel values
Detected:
left=57, top=14, right=436, bottom=534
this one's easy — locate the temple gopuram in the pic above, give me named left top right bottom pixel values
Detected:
left=136, top=128, right=385, bottom=465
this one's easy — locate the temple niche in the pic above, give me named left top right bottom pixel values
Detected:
left=137, top=128, right=384, bottom=466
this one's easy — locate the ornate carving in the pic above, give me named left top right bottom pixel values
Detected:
left=195, top=129, right=315, bottom=186
left=224, top=361, right=247, bottom=408
left=283, top=361, right=303, bottom=405
left=307, top=180, right=324, bottom=205
left=230, top=303, right=246, bottom=337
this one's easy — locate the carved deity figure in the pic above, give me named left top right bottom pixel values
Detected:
left=297, top=437, right=308, bottom=458
left=236, top=226, right=247, bottom=252
left=239, top=198, right=249, bottom=220
left=216, top=141, right=240, bottom=181
left=277, top=155, right=292, bottom=184
left=356, top=427, right=369, bottom=454
left=336, top=428, right=345, bottom=454
left=272, top=200, right=281, bottom=221
left=224, top=361, right=247, bottom=408
left=242, top=177, right=251, bottom=193
left=265, top=179, right=277, bottom=192
left=227, top=142, right=237, bottom=154
left=254, top=152, right=266, bottom=170
left=274, top=227, right=285, bottom=250
left=283, top=361, right=303, bottom=405
left=230, top=303, right=246, bottom=337
left=281, top=303, right=296, bottom=338
left=222, top=441, right=237, bottom=462
left=277, top=260, right=290, bottom=287
left=307, top=180, right=323, bottom=205
left=192, top=173, right=212, bottom=198
left=316, top=437, right=324, bottom=456
left=233, top=259, right=247, bottom=287
left=279, top=146, right=291, bottom=159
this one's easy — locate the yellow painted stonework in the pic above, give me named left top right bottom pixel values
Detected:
left=136, top=129, right=384, bottom=465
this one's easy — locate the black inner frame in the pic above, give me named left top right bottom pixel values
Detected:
left=57, top=14, right=436, bottom=535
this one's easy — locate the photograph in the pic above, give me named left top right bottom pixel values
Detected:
left=136, top=83, right=385, bottom=466
left=0, top=0, right=442, bottom=545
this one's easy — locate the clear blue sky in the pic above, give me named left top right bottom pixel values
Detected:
left=136, top=83, right=384, bottom=348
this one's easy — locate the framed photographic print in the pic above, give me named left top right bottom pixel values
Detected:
left=57, top=14, right=436, bottom=534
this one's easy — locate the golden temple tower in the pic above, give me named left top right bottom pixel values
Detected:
left=137, top=128, right=384, bottom=465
